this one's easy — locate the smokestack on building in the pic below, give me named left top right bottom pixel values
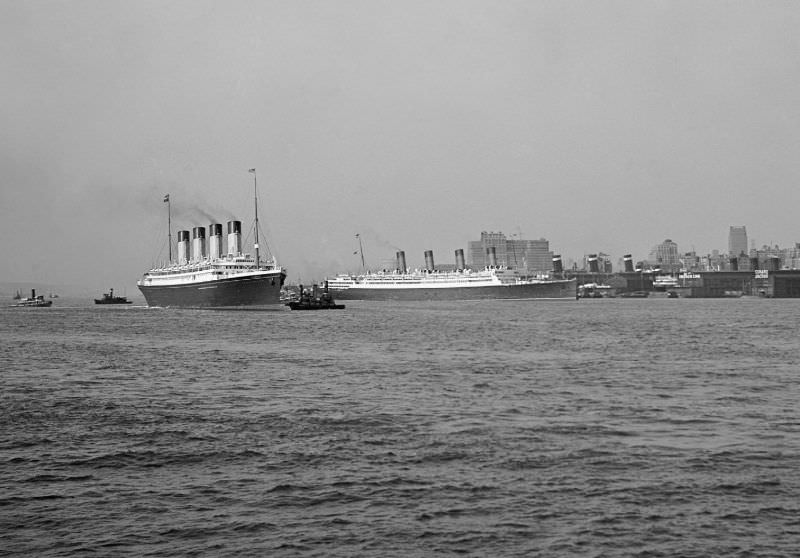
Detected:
left=227, top=220, right=242, bottom=256
left=192, top=227, right=206, bottom=261
left=487, top=247, right=498, bottom=268
left=208, top=223, right=223, bottom=260
left=623, top=254, right=634, bottom=273
left=396, top=251, right=407, bottom=274
left=588, top=254, right=599, bottom=273
left=177, top=230, right=190, bottom=264
left=424, top=250, right=435, bottom=272
left=552, top=255, right=563, bottom=274
left=730, top=257, right=738, bottom=271
left=455, top=249, right=466, bottom=271
left=750, top=256, right=759, bottom=271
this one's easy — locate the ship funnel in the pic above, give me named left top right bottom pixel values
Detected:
left=486, top=246, right=498, bottom=268
left=455, top=249, right=466, bottom=271
left=177, top=230, right=190, bottom=264
left=588, top=254, right=599, bottom=273
left=192, top=227, right=206, bottom=261
left=552, top=255, right=563, bottom=274
left=208, top=223, right=223, bottom=260
left=396, top=251, right=407, bottom=274
left=623, top=254, right=634, bottom=273
left=424, top=250, right=435, bottom=272
left=730, top=256, right=738, bottom=271
left=227, top=220, right=242, bottom=256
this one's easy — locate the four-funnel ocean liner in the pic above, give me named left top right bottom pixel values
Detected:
left=138, top=176, right=286, bottom=308
left=326, top=249, right=576, bottom=301
left=138, top=220, right=285, bottom=308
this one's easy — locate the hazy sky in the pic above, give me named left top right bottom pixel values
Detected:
left=3, top=1, right=799, bottom=289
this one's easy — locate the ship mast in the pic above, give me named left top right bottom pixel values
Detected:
left=356, top=233, right=365, bottom=271
left=164, top=193, right=172, bottom=263
left=249, top=168, right=260, bottom=268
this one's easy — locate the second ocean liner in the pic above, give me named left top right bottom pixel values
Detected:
left=137, top=171, right=286, bottom=308
left=326, top=249, right=576, bottom=301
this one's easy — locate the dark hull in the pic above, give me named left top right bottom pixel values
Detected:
left=95, top=299, right=131, bottom=305
left=329, top=279, right=577, bottom=301
left=138, top=272, right=285, bottom=308
left=287, top=302, right=345, bottom=310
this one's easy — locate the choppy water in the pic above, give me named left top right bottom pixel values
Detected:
left=1, top=298, right=799, bottom=557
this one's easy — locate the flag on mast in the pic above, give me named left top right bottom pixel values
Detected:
left=163, top=194, right=169, bottom=202
left=248, top=168, right=256, bottom=173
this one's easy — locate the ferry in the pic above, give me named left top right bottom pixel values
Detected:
left=11, top=289, right=53, bottom=307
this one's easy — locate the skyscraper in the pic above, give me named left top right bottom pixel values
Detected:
left=467, top=231, right=554, bottom=273
left=648, top=239, right=681, bottom=272
left=729, top=226, right=748, bottom=256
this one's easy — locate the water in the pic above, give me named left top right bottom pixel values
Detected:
left=2, top=298, right=799, bottom=557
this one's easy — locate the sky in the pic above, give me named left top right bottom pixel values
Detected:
left=2, top=0, right=800, bottom=291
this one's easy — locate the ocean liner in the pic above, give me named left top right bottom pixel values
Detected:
left=137, top=171, right=286, bottom=308
left=326, top=249, right=576, bottom=301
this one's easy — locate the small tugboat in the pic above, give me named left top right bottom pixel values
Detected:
left=577, top=282, right=615, bottom=298
left=95, top=288, right=132, bottom=305
left=11, top=289, right=53, bottom=307
left=286, top=282, right=345, bottom=310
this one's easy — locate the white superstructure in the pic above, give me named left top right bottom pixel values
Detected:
left=139, top=253, right=281, bottom=288
left=327, top=267, right=554, bottom=291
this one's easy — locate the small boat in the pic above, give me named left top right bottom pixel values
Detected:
left=286, top=282, right=345, bottom=310
left=11, top=289, right=53, bottom=307
left=620, top=290, right=650, bottom=298
left=578, top=282, right=614, bottom=298
left=95, top=288, right=132, bottom=304
left=723, top=290, right=743, bottom=298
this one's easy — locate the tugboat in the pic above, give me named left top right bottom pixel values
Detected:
left=95, top=288, right=132, bottom=304
left=11, top=289, right=53, bottom=307
left=286, top=282, right=345, bottom=310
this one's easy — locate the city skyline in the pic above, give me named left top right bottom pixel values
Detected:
left=3, top=2, right=800, bottom=289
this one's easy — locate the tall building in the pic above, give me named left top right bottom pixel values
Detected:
left=648, top=239, right=681, bottom=272
left=729, top=226, right=748, bottom=256
left=468, top=231, right=554, bottom=273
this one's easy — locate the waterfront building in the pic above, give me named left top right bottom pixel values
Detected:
left=786, top=244, right=800, bottom=269
left=467, top=231, right=554, bottom=273
left=680, top=252, right=702, bottom=271
left=648, top=239, right=681, bottom=273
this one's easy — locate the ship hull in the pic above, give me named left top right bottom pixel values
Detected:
left=328, top=278, right=577, bottom=301
left=138, top=271, right=285, bottom=308
left=11, top=300, right=53, bottom=308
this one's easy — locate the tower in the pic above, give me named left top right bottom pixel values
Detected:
left=729, top=226, right=748, bottom=256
